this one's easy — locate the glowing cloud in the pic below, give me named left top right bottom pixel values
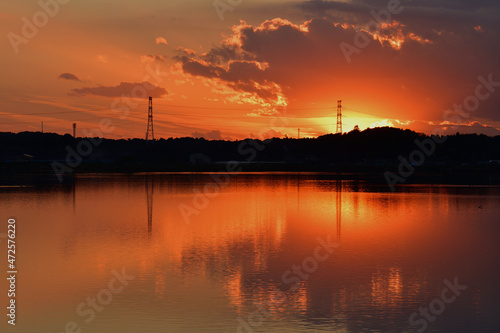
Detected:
left=156, top=37, right=168, bottom=45
left=96, top=55, right=109, bottom=63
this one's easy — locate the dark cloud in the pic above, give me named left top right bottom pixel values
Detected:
left=70, top=82, right=168, bottom=98
left=405, top=119, right=500, bottom=137
left=453, top=121, right=500, bottom=136
left=201, top=44, right=255, bottom=65
left=177, top=54, right=283, bottom=104
left=58, top=73, right=81, bottom=81
left=175, top=16, right=500, bottom=123
left=298, top=0, right=500, bottom=37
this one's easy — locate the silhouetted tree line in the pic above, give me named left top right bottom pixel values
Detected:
left=1, top=127, right=499, bottom=174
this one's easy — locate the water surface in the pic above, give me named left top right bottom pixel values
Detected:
left=1, top=173, right=499, bottom=332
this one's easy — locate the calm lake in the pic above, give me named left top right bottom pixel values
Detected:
left=1, top=173, right=500, bottom=332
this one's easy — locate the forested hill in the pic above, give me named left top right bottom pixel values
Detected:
left=1, top=127, right=500, bottom=175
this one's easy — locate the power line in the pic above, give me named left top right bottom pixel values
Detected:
left=0, top=99, right=379, bottom=136
left=0, top=101, right=370, bottom=121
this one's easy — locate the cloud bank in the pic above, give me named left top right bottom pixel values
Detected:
left=174, top=11, right=499, bottom=124
left=70, top=82, right=168, bottom=98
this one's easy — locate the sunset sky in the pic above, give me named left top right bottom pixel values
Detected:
left=1, top=0, right=499, bottom=139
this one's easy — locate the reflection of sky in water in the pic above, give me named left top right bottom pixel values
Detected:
left=1, top=174, right=499, bottom=332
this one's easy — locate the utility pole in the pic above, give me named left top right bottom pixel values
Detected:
left=145, top=97, right=154, bottom=142
left=336, top=100, right=342, bottom=134
left=41, top=121, right=43, bottom=133
left=73, top=123, right=76, bottom=138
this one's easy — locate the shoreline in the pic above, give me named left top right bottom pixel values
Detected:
left=1, top=163, right=500, bottom=188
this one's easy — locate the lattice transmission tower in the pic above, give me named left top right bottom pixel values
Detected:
left=336, top=100, right=342, bottom=134
left=145, top=97, right=154, bottom=141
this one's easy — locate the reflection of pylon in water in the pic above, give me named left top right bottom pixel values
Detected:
left=146, top=176, right=154, bottom=236
left=336, top=179, right=342, bottom=242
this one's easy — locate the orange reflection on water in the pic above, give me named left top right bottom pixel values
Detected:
left=225, top=270, right=244, bottom=313
left=4, top=174, right=498, bottom=332
left=371, top=267, right=403, bottom=310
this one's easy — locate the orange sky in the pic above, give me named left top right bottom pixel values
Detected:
left=1, top=0, right=499, bottom=139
